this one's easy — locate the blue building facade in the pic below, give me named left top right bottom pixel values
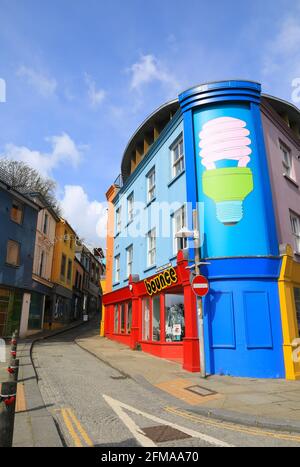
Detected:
left=104, top=79, right=300, bottom=378
left=0, top=178, right=39, bottom=336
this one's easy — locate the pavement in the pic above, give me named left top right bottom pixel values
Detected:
left=75, top=328, right=300, bottom=434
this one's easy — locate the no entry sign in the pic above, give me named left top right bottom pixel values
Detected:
left=192, top=275, right=209, bottom=297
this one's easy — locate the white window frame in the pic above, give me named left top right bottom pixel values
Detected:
left=147, top=228, right=156, bottom=267
left=147, top=168, right=156, bottom=203
left=115, top=254, right=120, bottom=283
left=127, top=193, right=134, bottom=224
left=116, top=206, right=121, bottom=235
left=126, top=245, right=133, bottom=278
left=170, top=135, right=184, bottom=179
left=280, top=141, right=293, bottom=178
left=290, top=212, right=300, bottom=254
left=172, top=205, right=188, bottom=254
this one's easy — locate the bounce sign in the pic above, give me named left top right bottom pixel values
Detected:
left=144, top=267, right=178, bottom=296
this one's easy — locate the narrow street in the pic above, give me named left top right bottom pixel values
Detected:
left=31, top=322, right=300, bottom=448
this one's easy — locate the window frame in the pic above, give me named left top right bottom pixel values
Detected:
left=170, top=134, right=184, bottom=179
left=290, top=211, right=300, bottom=254
left=127, top=192, right=134, bottom=224
left=67, top=259, right=72, bottom=283
left=115, top=254, right=120, bottom=283
left=126, top=244, right=133, bottom=278
left=172, top=205, right=188, bottom=255
left=10, top=200, right=24, bottom=225
left=280, top=141, right=293, bottom=179
left=116, top=206, right=122, bottom=235
left=147, top=228, right=156, bottom=267
left=43, top=213, right=49, bottom=235
left=60, top=253, right=67, bottom=280
left=6, top=239, right=21, bottom=267
left=146, top=167, right=156, bottom=203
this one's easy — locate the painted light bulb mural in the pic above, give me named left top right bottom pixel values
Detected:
left=199, top=117, right=254, bottom=225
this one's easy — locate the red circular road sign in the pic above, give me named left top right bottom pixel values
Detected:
left=192, top=275, right=209, bottom=297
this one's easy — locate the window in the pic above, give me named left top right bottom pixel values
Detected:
left=43, top=213, right=49, bottom=235
left=115, top=254, right=120, bottom=283
left=120, top=303, right=126, bottom=334
left=114, top=305, right=119, bottom=333
left=39, top=250, right=45, bottom=277
left=116, top=207, right=121, bottom=234
left=127, top=193, right=134, bottom=224
left=147, top=229, right=156, bottom=267
left=152, top=296, right=160, bottom=342
left=294, top=288, right=300, bottom=332
left=280, top=142, right=293, bottom=178
left=171, top=136, right=184, bottom=178
left=173, top=206, right=188, bottom=254
left=67, top=259, right=72, bottom=282
left=64, top=230, right=68, bottom=243
left=6, top=240, right=20, bottom=266
left=10, top=200, right=23, bottom=224
left=60, top=254, right=67, bottom=279
left=126, top=245, right=133, bottom=278
left=165, top=294, right=185, bottom=342
left=70, top=236, right=73, bottom=250
left=127, top=302, right=132, bottom=335
left=147, top=168, right=156, bottom=203
left=142, top=297, right=150, bottom=341
left=290, top=212, right=300, bottom=254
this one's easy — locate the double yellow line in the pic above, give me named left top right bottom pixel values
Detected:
left=61, top=408, right=93, bottom=447
left=165, top=406, right=300, bottom=443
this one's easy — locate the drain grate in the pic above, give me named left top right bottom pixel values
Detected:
left=142, top=425, right=191, bottom=443
left=110, top=375, right=128, bottom=380
left=185, top=385, right=217, bottom=397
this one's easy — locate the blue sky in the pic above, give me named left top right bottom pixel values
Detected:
left=0, top=0, right=300, bottom=248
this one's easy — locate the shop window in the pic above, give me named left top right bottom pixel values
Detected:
left=170, top=135, right=184, bottom=179
left=120, top=303, right=126, bottom=334
left=165, top=294, right=185, bottom=342
left=28, top=293, right=44, bottom=330
left=10, top=200, right=23, bottom=224
left=152, top=296, right=160, bottom=342
left=127, top=302, right=132, bottom=334
left=294, top=288, right=300, bottom=332
left=114, top=304, right=119, bottom=333
left=142, top=297, right=151, bottom=341
left=6, top=240, right=20, bottom=267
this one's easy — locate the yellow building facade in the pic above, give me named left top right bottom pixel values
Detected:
left=278, top=245, right=300, bottom=380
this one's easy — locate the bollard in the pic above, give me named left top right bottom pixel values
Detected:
left=0, top=381, right=17, bottom=447
left=8, top=359, right=19, bottom=383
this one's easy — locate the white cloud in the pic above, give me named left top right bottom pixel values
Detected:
left=17, top=66, right=57, bottom=97
left=84, top=73, right=106, bottom=107
left=129, top=54, right=180, bottom=93
left=60, top=185, right=107, bottom=248
left=1, top=133, right=83, bottom=177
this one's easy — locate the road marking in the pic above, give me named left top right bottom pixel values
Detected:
left=165, top=406, right=300, bottom=443
left=103, top=395, right=233, bottom=447
left=66, top=408, right=93, bottom=447
left=61, top=408, right=83, bottom=447
left=60, top=408, right=93, bottom=447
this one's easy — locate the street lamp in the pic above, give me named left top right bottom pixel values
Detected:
left=175, top=209, right=207, bottom=378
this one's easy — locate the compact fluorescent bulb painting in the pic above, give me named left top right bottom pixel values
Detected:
left=199, top=116, right=254, bottom=225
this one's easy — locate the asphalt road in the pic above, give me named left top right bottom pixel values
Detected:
left=32, top=322, right=300, bottom=448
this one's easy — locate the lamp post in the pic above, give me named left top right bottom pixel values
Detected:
left=175, top=209, right=208, bottom=378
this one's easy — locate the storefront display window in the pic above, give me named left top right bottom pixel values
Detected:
left=114, top=304, right=119, bottom=333
left=28, top=292, right=44, bottom=330
left=152, top=296, right=160, bottom=341
left=120, top=303, right=126, bottom=333
left=142, top=297, right=150, bottom=341
left=165, top=294, right=185, bottom=342
left=294, top=288, right=300, bottom=332
left=127, top=302, right=132, bottom=334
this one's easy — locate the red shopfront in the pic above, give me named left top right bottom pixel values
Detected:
left=103, top=251, right=200, bottom=372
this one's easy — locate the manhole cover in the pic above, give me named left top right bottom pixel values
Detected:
left=185, top=385, right=217, bottom=397
left=142, top=425, right=191, bottom=443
